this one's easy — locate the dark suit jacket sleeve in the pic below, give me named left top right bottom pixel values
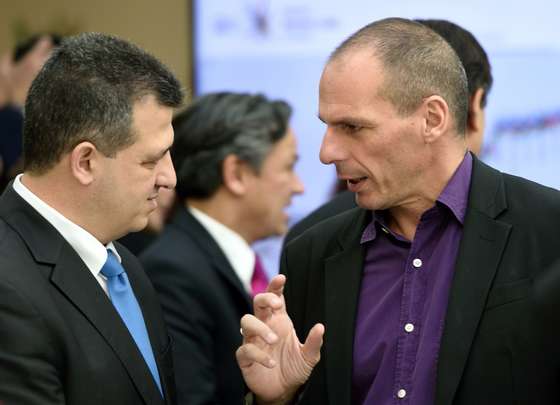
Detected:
left=142, top=255, right=219, bottom=405
left=0, top=279, right=64, bottom=404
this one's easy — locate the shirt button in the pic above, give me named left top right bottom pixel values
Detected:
left=404, top=323, right=414, bottom=333
left=412, top=258, right=422, bottom=268
left=397, top=389, right=407, bottom=399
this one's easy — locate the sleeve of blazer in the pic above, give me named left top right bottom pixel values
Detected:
left=143, top=256, right=219, bottom=405
left=0, top=279, right=64, bottom=404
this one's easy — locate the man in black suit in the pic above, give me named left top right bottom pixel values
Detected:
left=237, top=18, right=560, bottom=404
left=285, top=19, right=494, bottom=244
left=141, top=92, right=304, bottom=405
left=0, top=33, right=183, bottom=404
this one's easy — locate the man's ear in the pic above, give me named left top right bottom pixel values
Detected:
left=222, top=154, right=251, bottom=196
left=464, top=88, right=486, bottom=155
left=467, top=87, right=485, bottom=135
left=420, top=95, right=451, bottom=144
left=69, top=142, right=99, bottom=186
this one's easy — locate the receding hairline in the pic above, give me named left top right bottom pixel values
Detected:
left=323, top=17, right=469, bottom=133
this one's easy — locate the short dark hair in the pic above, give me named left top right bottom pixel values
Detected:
left=23, top=32, right=183, bottom=174
left=172, top=92, right=292, bottom=199
left=416, top=19, right=493, bottom=108
left=330, top=17, right=469, bottom=135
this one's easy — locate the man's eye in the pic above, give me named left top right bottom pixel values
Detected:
left=339, top=123, right=361, bottom=133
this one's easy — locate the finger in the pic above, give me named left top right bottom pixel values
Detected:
left=236, top=342, right=277, bottom=369
left=240, top=314, right=278, bottom=344
left=0, top=53, right=12, bottom=76
left=253, top=292, right=283, bottom=320
left=29, top=36, right=54, bottom=59
left=266, top=274, right=286, bottom=296
left=301, top=323, right=325, bottom=367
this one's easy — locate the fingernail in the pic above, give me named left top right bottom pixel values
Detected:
left=266, top=332, right=278, bottom=343
left=268, top=358, right=276, bottom=367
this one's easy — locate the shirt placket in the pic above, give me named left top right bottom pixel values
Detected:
left=392, top=221, right=429, bottom=403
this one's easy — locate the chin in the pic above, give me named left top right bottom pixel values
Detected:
left=355, top=194, right=383, bottom=211
left=128, top=217, right=150, bottom=233
left=276, top=223, right=289, bottom=237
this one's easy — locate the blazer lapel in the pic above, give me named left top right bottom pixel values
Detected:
left=324, top=209, right=369, bottom=405
left=435, top=157, right=511, bottom=405
left=50, top=248, right=164, bottom=404
left=123, top=252, right=174, bottom=405
left=174, top=207, right=252, bottom=309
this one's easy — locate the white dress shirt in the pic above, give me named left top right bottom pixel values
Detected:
left=13, top=174, right=119, bottom=295
left=189, top=206, right=255, bottom=293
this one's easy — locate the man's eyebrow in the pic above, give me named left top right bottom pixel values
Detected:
left=317, top=114, right=376, bottom=127
left=145, top=147, right=171, bottom=161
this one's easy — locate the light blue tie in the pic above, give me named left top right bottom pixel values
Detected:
left=101, top=249, right=162, bottom=396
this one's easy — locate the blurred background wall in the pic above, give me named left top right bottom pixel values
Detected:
left=0, top=0, right=193, bottom=92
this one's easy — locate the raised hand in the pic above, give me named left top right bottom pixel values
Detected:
left=236, top=274, right=324, bottom=404
left=6, top=36, right=54, bottom=108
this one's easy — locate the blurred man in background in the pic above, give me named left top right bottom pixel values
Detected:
left=141, top=92, right=304, bottom=405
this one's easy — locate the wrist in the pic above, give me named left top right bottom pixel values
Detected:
left=254, top=386, right=301, bottom=405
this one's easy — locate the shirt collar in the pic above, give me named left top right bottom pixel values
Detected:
left=436, top=151, right=472, bottom=224
left=360, top=152, right=472, bottom=244
left=13, top=174, right=120, bottom=276
left=188, top=205, right=254, bottom=293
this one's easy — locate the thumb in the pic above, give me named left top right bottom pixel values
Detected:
left=301, top=323, right=324, bottom=367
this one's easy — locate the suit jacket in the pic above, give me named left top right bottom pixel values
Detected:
left=284, top=190, right=355, bottom=245
left=0, top=185, right=175, bottom=405
left=141, top=207, right=252, bottom=405
left=281, top=156, right=560, bottom=405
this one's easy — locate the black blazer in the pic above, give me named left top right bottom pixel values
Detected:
left=141, top=207, right=252, bottom=405
left=281, top=157, right=560, bottom=405
left=0, top=185, right=175, bottom=405
left=284, top=190, right=355, bottom=245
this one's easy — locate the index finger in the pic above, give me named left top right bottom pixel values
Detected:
left=266, top=274, right=286, bottom=296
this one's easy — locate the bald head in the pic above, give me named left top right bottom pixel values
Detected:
left=329, top=17, right=469, bottom=135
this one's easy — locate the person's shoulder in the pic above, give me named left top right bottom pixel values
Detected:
left=501, top=171, right=560, bottom=213
left=286, top=191, right=355, bottom=244
left=0, top=216, right=34, bottom=273
left=285, top=205, right=367, bottom=253
left=140, top=222, right=215, bottom=282
left=472, top=157, right=560, bottom=216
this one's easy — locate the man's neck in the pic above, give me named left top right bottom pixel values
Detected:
left=187, top=197, right=254, bottom=244
left=386, top=147, right=468, bottom=241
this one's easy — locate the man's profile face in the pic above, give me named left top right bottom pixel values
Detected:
left=244, top=128, right=304, bottom=239
left=94, top=95, right=176, bottom=239
left=318, top=50, right=430, bottom=212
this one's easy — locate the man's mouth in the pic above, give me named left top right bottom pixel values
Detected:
left=348, top=177, right=367, bottom=185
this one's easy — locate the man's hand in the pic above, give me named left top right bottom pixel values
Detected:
left=236, top=275, right=324, bottom=405
left=0, top=36, right=53, bottom=109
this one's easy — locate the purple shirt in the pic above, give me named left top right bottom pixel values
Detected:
left=352, top=153, right=472, bottom=405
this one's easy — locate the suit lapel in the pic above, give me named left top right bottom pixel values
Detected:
left=50, top=247, right=164, bottom=404
left=324, top=209, right=369, bottom=405
left=0, top=187, right=163, bottom=404
left=435, top=157, right=511, bottom=405
left=123, top=251, right=173, bottom=404
left=174, top=207, right=252, bottom=309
